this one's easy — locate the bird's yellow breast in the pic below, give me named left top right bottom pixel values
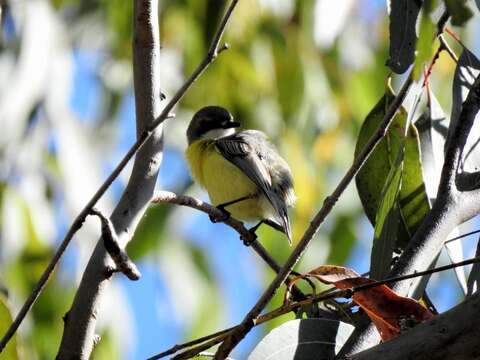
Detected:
left=185, top=140, right=272, bottom=221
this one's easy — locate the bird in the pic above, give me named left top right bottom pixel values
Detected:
left=185, top=105, right=296, bottom=245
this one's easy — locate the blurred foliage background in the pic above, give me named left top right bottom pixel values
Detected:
left=0, top=0, right=479, bottom=359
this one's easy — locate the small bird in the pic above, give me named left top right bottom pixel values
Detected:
left=185, top=106, right=296, bottom=245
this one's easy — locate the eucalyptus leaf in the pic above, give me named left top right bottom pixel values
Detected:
left=386, top=0, right=422, bottom=74
left=444, top=0, right=473, bottom=26
left=415, top=88, right=468, bottom=293
left=415, top=88, right=448, bottom=203
left=413, top=7, right=435, bottom=79
left=370, top=149, right=403, bottom=280
left=355, top=91, right=430, bottom=251
left=248, top=319, right=354, bottom=360
left=450, top=48, right=480, bottom=184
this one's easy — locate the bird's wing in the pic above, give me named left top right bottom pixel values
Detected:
left=214, top=131, right=292, bottom=242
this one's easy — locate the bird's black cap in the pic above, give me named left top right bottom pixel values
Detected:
left=187, top=106, right=240, bottom=143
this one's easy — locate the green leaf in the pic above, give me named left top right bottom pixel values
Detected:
left=413, top=11, right=435, bottom=80
left=355, top=90, right=430, bottom=253
left=444, top=0, right=473, bottom=27
left=355, top=92, right=396, bottom=225
left=0, top=295, right=19, bottom=360
left=370, top=148, right=404, bottom=280
left=400, top=122, right=430, bottom=237
left=386, top=0, right=422, bottom=74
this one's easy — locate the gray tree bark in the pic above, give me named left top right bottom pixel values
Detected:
left=57, top=1, right=162, bottom=358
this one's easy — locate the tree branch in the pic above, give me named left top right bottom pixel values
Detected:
left=213, top=73, right=414, bottom=358
left=56, top=0, right=163, bottom=357
left=152, top=191, right=310, bottom=301
left=0, top=0, right=240, bottom=355
left=88, top=208, right=140, bottom=281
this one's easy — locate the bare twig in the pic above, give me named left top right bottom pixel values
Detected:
left=438, top=34, right=459, bottom=63
left=213, top=74, right=414, bottom=358
left=0, top=0, right=240, bottom=355
left=88, top=208, right=141, bottom=280
left=152, top=191, right=308, bottom=301
left=435, top=10, right=450, bottom=36
left=147, top=326, right=239, bottom=360
left=445, top=229, right=480, bottom=244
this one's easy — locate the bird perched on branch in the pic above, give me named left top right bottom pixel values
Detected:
left=185, top=106, right=296, bottom=245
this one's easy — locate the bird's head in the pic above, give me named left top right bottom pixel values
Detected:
left=187, top=106, right=240, bottom=144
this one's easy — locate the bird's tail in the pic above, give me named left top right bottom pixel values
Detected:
left=282, top=214, right=292, bottom=246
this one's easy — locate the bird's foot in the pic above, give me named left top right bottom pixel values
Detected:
left=242, top=228, right=258, bottom=246
left=209, top=205, right=231, bottom=223
left=242, top=220, right=263, bottom=246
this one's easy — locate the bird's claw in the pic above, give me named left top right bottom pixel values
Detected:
left=209, top=206, right=230, bottom=223
left=242, top=228, right=258, bottom=246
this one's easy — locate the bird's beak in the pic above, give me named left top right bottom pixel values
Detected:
left=223, top=120, right=240, bottom=129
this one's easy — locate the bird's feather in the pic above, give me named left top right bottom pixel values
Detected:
left=214, top=130, right=294, bottom=242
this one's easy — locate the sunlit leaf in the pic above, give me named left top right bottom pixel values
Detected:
left=370, top=149, right=403, bottom=280
left=413, top=11, right=435, bottom=80
left=355, top=90, right=430, bottom=252
left=450, top=48, right=480, bottom=179
left=415, top=88, right=448, bottom=203
left=248, top=319, right=354, bottom=360
left=355, top=91, right=396, bottom=225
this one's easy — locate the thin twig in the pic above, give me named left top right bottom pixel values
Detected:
left=438, top=34, right=459, bottom=63
left=435, top=10, right=450, bottom=37
left=152, top=191, right=308, bottom=301
left=88, top=208, right=141, bottom=280
left=146, top=326, right=239, bottom=360
left=422, top=42, right=444, bottom=87
left=445, top=229, right=480, bottom=244
left=213, top=69, right=414, bottom=358
left=0, top=0, right=240, bottom=353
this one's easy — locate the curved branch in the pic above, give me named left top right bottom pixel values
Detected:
left=152, top=191, right=308, bottom=300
